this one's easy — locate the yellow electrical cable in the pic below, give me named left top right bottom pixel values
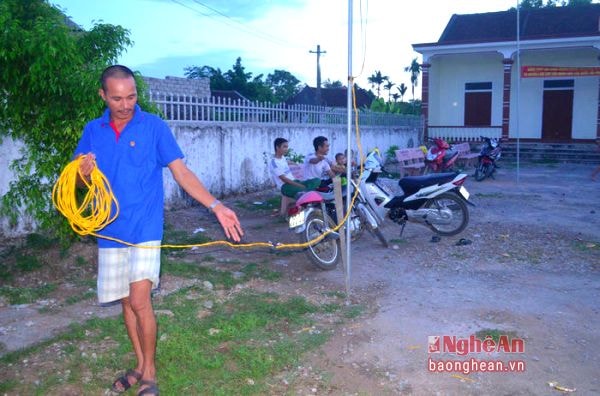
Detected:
left=52, top=84, right=367, bottom=250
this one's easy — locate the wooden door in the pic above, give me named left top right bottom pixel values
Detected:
left=542, top=90, right=573, bottom=142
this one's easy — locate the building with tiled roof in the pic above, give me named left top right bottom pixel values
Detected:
left=413, top=4, right=600, bottom=142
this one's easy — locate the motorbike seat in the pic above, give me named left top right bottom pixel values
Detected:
left=399, top=172, right=458, bottom=192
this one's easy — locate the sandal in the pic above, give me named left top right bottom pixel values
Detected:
left=111, top=369, right=142, bottom=393
left=137, top=380, right=159, bottom=396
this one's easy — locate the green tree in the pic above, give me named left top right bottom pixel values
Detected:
left=383, top=79, right=395, bottom=103
left=404, top=58, right=421, bottom=103
left=265, top=69, right=300, bottom=103
left=323, top=79, right=344, bottom=88
left=0, top=0, right=136, bottom=240
left=397, top=83, right=408, bottom=102
left=367, top=70, right=388, bottom=98
left=186, top=58, right=302, bottom=102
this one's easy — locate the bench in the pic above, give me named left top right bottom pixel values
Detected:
left=395, top=148, right=426, bottom=178
left=454, top=142, right=479, bottom=167
left=279, top=162, right=304, bottom=215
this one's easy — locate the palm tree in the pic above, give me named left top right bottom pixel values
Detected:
left=367, top=70, right=388, bottom=98
left=391, top=93, right=400, bottom=103
left=404, top=58, right=421, bottom=103
left=384, top=79, right=395, bottom=103
left=397, top=83, right=408, bottom=102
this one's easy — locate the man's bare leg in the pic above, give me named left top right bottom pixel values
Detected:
left=118, top=296, right=144, bottom=386
left=127, top=280, right=157, bottom=391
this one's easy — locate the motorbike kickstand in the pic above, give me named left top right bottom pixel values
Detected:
left=399, top=221, right=407, bottom=236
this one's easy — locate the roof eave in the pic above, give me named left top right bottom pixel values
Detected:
left=413, top=35, right=600, bottom=61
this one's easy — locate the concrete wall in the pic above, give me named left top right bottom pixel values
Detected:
left=164, top=122, right=419, bottom=207
left=142, top=76, right=210, bottom=98
left=0, top=137, right=35, bottom=236
left=1, top=123, right=419, bottom=235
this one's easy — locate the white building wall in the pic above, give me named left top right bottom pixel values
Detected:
left=509, top=48, right=599, bottom=140
left=429, top=53, right=504, bottom=126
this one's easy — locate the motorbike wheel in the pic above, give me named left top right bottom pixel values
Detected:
left=424, top=192, right=469, bottom=236
left=300, top=209, right=340, bottom=270
left=474, top=164, right=486, bottom=181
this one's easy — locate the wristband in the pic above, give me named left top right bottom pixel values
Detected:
left=208, top=199, right=221, bottom=212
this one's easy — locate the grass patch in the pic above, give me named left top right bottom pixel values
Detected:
left=475, top=328, right=519, bottom=344
left=25, top=232, right=57, bottom=250
left=0, top=284, right=57, bottom=305
left=323, top=290, right=346, bottom=299
left=343, top=304, right=365, bottom=319
left=241, top=263, right=282, bottom=282
left=0, top=289, right=331, bottom=395
left=75, top=255, right=88, bottom=266
left=65, top=290, right=96, bottom=305
left=573, top=240, right=600, bottom=253
left=161, top=259, right=281, bottom=287
left=389, top=238, right=408, bottom=245
left=235, top=196, right=280, bottom=212
left=15, top=252, right=42, bottom=272
left=450, top=252, right=469, bottom=260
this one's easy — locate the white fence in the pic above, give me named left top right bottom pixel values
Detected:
left=428, top=126, right=502, bottom=142
left=150, top=92, right=423, bottom=128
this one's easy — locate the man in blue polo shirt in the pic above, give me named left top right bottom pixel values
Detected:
left=75, top=65, right=243, bottom=396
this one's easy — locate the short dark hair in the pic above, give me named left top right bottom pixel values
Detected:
left=335, top=153, right=344, bottom=161
left=313, top=136, right=328, bottom=152
left=274, top=137, right=288, bottom=152
left=100, top=65, right=135, bottom=91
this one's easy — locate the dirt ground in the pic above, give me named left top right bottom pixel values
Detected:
left=1, top=162, right=599, bottom=395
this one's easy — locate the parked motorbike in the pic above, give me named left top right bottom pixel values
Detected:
left=474, top=136, right=502, bottom=181
left=287, top=149, right=473, bottom=270
left=425, top=137, right=459, bottom=173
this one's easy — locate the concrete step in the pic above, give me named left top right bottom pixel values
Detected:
left=495, top=143, right=600, bottom=164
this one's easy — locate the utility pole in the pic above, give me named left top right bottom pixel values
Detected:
left=309, top=44, right=326, bottom=105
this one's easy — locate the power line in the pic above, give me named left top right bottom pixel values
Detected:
left=169, top=0, right=303, bottom=49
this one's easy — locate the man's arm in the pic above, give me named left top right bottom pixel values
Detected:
left=308, top=153, right=325, bottom=164
left=168, top=158, right=243, bottom=242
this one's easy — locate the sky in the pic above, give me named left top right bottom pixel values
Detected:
left=51, top=0, right=523, bottom=95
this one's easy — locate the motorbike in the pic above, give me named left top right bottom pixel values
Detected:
left=425, top=137, right=459, bottom=173
left=287, top=149, right=473, bottom=270
left=474, top=136, right=502, bottom=181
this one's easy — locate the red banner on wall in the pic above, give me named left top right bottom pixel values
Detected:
left=521, top=66, right=600, bottom=78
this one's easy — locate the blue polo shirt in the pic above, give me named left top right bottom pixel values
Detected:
left=74, top=105, right=184, bottom=248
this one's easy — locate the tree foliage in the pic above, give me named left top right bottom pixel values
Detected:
left=185, top=57, right=301, bottom=103
left=367, top=70, right=388, bottom=98
left=0, top=0, right=139, bottom=240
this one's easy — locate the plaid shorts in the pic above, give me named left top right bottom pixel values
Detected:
left=97, top=241, right=161, bottom=304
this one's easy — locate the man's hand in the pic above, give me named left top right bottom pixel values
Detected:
left=78, top=153, right=96, bottom=178
left=213, top=204, right=244, bottom=242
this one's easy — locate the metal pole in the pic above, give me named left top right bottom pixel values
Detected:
left=516, top=0, right=521, bottom=183
left=345, top=0, right=353, bottom=298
